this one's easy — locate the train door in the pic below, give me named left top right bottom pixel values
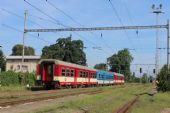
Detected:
left=41, top=62, right=54, bottom=82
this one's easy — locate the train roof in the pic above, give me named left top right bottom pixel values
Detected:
left=39, top=59, right=97, bottom=71
left=96, top=70, right=114, bottom=74
left=114, top=72, right=124, bottom=77
left=97, top=70, right=124, bottom=76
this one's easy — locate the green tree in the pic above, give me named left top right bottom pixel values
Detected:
left=94, top=63, right=107, bottom=70
left=11, top=44, right=35, bottom=56
left=157, top=65, right=170, bottom=92
left=41, top=37, right=86, bottom=66
left=141, top=73, right=148, bottom=84
left=0, top=50, right=5, bottom=71
left=107, top=48, right=133, bottom=82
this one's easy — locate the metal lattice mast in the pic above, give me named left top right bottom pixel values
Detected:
left=152, top=4, right=164, bottom=75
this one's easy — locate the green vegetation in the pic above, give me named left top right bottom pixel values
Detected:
left=41, top=37, right=87, bottom=66
left=107, top=48, right=133, bottom=82
left=141, top=73, right=149, bottom=84
left=94, top=49, right=136, bottom=82
left=31, top=84, right=152, bottom=113
left=0, top=71, right=36, bottom=87
left=11, top=44, right=35, bottom=56
left=0, top=49, right=5, bottom=71
left=132, top=92, right=170, bottom=113
left=157, top=65, right=170, bottom=92
left=94, top=63, right=107, bottom=70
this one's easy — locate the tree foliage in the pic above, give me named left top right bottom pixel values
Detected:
left=107, top=48, right=133, bottom=82
left=141, top=73, right=148, bottom=84
left=157, top=65, right=170, bottom=92
left=11, top=44, right=35, bottom=56
left=0, top=50, right=5, bottom=71
left=94, top=63, right=107, bottom=70
left=41, top=37, right=86, bottom=66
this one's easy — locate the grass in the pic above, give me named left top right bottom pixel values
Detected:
left=31, top=84, right=152, bottom=113
left=132, top=92, right=170, bottom=113
left=0, top=85, right=26, bottom=91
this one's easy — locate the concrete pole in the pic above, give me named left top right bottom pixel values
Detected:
left=155, top=13, right=159, bottom=76
left=21, top=10, right=27, bottom=72
left=167, top=20, right=170, bottom=68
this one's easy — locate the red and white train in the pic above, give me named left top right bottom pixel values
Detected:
left=36, top=59, right=124, bottom=88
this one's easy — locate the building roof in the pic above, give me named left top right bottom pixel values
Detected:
left=6, top=56, right=40, bottom=60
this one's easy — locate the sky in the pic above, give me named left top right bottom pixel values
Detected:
left=0, top=0, right=169, bottom=77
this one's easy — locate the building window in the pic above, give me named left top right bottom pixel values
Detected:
left=10, top=65, right=14, bottom=70
left=17, top=65, right=20, bottom=70
left=22, top=65, right=28, bottom=72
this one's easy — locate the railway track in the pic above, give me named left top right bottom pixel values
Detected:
left=115, top=92, right=148, bottom=113
left=0, top=89, right=102, bottom=108
left=116, top=96, right=139, bottom=113
left=0, top=87, right=100, bottom=100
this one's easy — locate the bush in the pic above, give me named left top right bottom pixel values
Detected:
left=0, top=71, right=36, bottom=86
left=157, top=65, right=170, bottom=92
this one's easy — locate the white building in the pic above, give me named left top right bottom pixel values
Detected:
left=6, top=56, right=40, bottom=73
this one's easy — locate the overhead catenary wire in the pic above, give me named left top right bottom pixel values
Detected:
left=24, top=0, right=111, bottom=55
left=45, top=0, right=115, bottom=53
left=1, top=8, right=44, bottom=28
left=0, top=8, right=64, bottom=44
left=24, top=0, right=67, bottom=28
left=108, top=0, right=137, bottom=51
left=2, top=24, right=52, bottom=44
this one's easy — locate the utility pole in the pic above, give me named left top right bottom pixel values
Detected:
left=21, top=10, right=27, bottom=72
left=167, top=20, right=170, bottom=69
left=152, top=4, right=164, bottom=76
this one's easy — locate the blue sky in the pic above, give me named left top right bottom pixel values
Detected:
left=0, top=0, right=169, bottom=76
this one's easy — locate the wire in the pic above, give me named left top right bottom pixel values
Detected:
left=1, top=8, right=44, bottom=28
left=108, top=0, right=136, bottom=51
left=24, top=0, right=111, bottom=55
left=46, top=0, right=84, bottom=27
left=1, top=8, right=64, bottom=44
left=2, top=24, right=52, bottom=44
left=45, top=0, right=115, bottom=53
left=24, top=0, right=67, bottom=27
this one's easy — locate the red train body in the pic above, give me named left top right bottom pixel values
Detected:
left=36, top=59, right=124, bottom=88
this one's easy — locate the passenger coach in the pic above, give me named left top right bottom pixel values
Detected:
left=37, top=59, right=97, bottom=88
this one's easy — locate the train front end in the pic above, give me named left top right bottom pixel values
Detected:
left=36, top=59, right=58, bottom=88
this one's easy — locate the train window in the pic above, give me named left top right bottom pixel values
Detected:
left=47, top=65, right=52, bottom=75
left=71, top=70, right=74, bottom=77
left=94, top=73, right=96, bottom=78
left=66, top=69, right=70, bottom=76
left=82, top=72, right=85, bottom=77
left=62, top=68, right=66, bottom=76
left=80, top=71, right=83, bottom=77
left=86, top=72, right=88, bottom=78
